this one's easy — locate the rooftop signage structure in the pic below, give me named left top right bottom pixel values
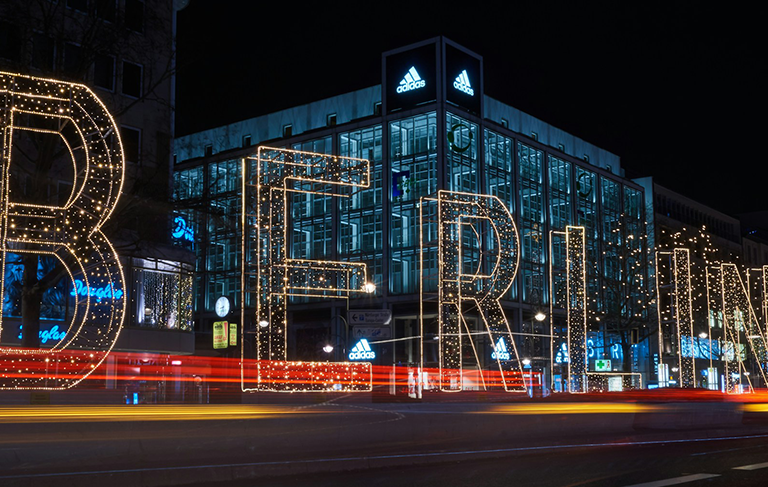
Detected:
left=384, top=43, right=436, bottom=113
left=445, top=42, right=481, bottom=114
left=384, top=38, right=481, bottom=115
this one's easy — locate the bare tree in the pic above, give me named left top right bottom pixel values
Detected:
left=1, top=0, right=177, bottom=347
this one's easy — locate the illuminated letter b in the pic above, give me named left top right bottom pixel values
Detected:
left=0, top=72, right=126, bottom=389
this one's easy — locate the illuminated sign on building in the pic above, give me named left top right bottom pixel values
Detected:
left=18, top=324, right=67, bottom=344
left=396, top=67, right=426, bottom=93
left=555, top=342, right=569, bottom=363
left=385, top=43, right=436, bottom=113
left=453, top=70, right=474, bottom=96
left=229, top=322, right=237, bottom=346
left=348, top=339, right=375, bottom=360
left=70, top=280, right=124, bottom=301
left=491, top=337, right=511, bottom=361
left=445, top=43, right=481, bottom=114
left=213, top=321, right=228, bottom=349
left=554, top=335, right=624, bottom=364
left=172, top=215, right=194, bottom=243
left=594, top=359, right=611, bottom=372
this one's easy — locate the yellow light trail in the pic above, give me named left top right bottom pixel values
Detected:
left=741, top=403, right=768, bottom=413
left=0, top=405, right=313, bottom=423
left=476, top=403, right=663, bottom=415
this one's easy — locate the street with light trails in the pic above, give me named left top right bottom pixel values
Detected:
left=2, top=394, right=768, bottom=486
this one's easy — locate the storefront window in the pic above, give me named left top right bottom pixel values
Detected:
left=133, top=259, right=193, bottom=331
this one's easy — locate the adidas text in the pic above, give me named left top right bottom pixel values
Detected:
left=397, top=79, right=426, bottom=93
left=349, top=350, right=376, bottom=360
left=453, top=80, right=474, bottom=96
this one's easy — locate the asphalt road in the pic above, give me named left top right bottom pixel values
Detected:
left=1, top=399, right=767, bottom=487
left=210, top=434, right=768, bottom=487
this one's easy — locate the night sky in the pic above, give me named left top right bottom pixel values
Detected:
left=176, top=2, right=765, bottom=217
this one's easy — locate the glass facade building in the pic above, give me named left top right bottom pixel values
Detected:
left=173, top=38, right=651, bottom=387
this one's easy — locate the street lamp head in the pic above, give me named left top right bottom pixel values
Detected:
left=522, top=358, right=531, bottom=366
left=699, top=332, right=708, bottom=339
left=258, top=320, right=269, bottom=328
left=322, top=344, right=334, bottom=354
left=363, top=282, right=376, bottom=294
left=534, top=311, right=546, bottom=322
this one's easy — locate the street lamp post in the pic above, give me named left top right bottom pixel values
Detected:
left=329, top=314, right=349, bottom=361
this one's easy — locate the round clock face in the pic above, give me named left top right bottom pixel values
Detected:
left=215, top=296, right=230, bottom=317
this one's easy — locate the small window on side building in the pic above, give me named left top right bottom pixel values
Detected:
left=31, top=33, right=54, bottom=71
left=122, top=61, right=142, bottom=97
left=283, top=124, right=293, bottom=138
left=242, top=135, right=252, bottom=147
left=327, top=113, right=337, bottom=127
left=96, top=0, right=117, bottom=22
left=94, top=54, right=115, bottom=91
left=204, top=145, right=213, bottom=157
left=125, top=0, right=144, bottom=33
left=122, top=126, right=141, bottom=164
left=500, top=118, right=508, bottom=128
left=64, top=43, right=83, bottom=77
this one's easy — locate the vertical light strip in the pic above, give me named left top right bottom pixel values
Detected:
left=565, top=226, right=587, bottom=393
left=672, top=248, right=695, bottom=388
left=655, top=251, right=666, bottom=385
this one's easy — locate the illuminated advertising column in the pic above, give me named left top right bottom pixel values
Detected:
left=0, top=72, right=126, bottom=389
left=428, top=190, right=525, bottom=392
left=241, top=147, right=372, bottom=392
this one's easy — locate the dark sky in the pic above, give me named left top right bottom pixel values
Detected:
left=176, top=2, right=765, bottom=216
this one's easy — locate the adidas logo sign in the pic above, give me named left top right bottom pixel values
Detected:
left=348, top=338, right=376, bottom=361
left=453, top=70, right=474, bottom=96
left=491, top=337, right=511, bottom=361
left=396, top=66, right=426, bottom=94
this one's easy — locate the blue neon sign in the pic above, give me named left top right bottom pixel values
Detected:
left=172, top=215, right=194, bottom=242
left=349, top=339, right=375, bottom=360
left=70, top=280, right=124, bottom=301
left=554, top=334, right=625, bottom=364
left=18, top=324, right=67, bottom=344
left=491, top=337, right=511, bottom=361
